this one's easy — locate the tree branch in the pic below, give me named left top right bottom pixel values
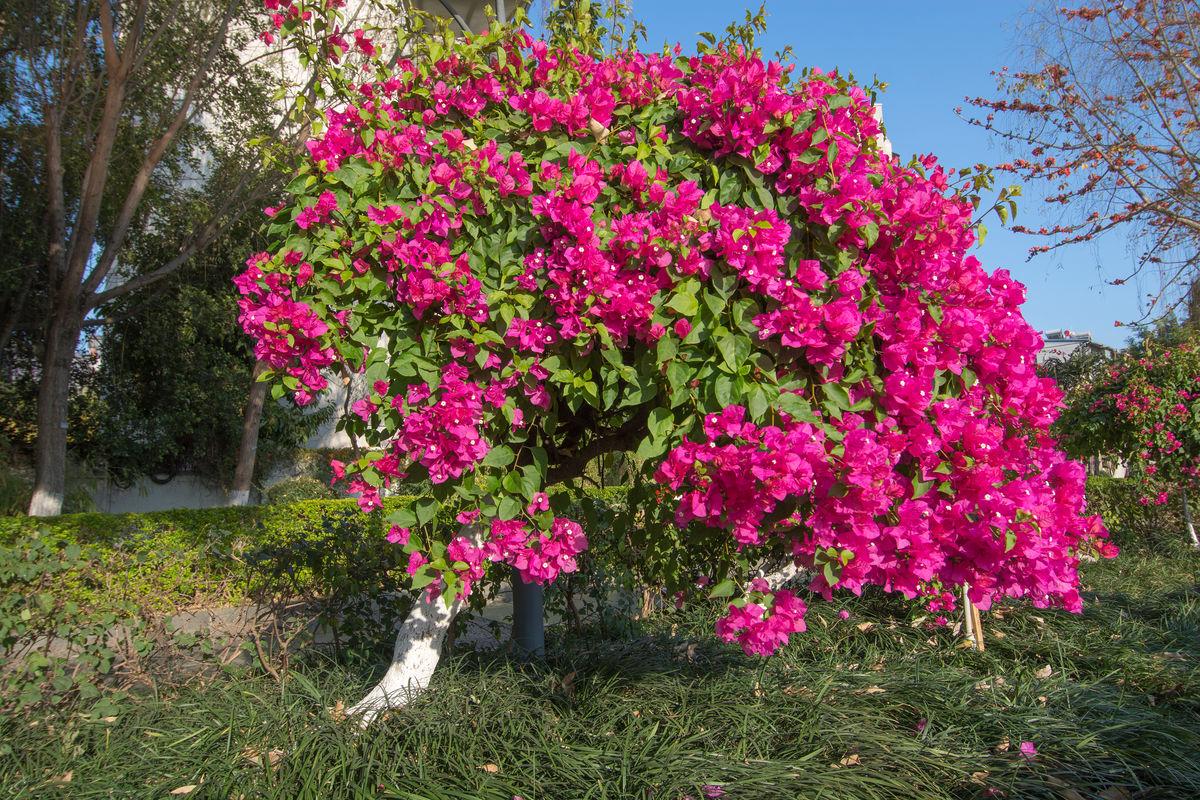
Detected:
left=81, top=0, right=241, bottom=298
left=546, top=406, right=650, bottom=485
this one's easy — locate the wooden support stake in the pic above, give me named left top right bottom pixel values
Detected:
left=970, top=601, right=985, bottom=652
left=962, top=584, right=985, bottom=652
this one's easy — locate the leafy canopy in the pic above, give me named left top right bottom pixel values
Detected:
left=237, top=1, right=1112, bottom=655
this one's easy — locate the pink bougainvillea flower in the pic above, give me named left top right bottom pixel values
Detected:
left=237, top=19, right=1114, bottom=653
left=406, top=551, right=429, bottom=575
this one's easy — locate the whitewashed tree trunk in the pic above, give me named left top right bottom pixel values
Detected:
left=346, top=587, right=464, bottom=726
left=1183, top=488, right=1200, bottom=549
left=758, top=561, right=807, bottom=589
left=348, top=522, right=483, bottom=726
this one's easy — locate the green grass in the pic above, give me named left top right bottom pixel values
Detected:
left=2, top=553, right=1198, bottom=800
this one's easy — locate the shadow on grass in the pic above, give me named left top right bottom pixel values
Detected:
left=2, top=554, right=1200, bottom=800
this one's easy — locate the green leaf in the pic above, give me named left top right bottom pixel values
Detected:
left=861, top=222, right=879, bottom=248
left=481, top=445, right=515, bottom=468
left=748, top=385, right=770, bottom=421
left=414, top=498, right=438, bottom=526
left=667, top=282, right=700, bottom=316
left=707, top=579, right=736, bottom=599
left=386, top=507, right=417, bottom=528
left=498, top=495, right=523, bottom=520
left=635, top=435, right=668, bottom=461
left=776, top=392, right=817, bottom=422
left=648, top=407, right=673, bottom=441
left=656, top=334, right=677, bottom=363
left=823, top=382, right=851, bottom=409
left=912, top=476, right=934, bottom=499
left=410, top=567, right=438, bottom=590
left=714, top=374, right=734, bottom=406
left=716, top=331, right=751, bottom=371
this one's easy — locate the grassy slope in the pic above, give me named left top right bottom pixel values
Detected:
left=1, top=553, right=1197, bottom=800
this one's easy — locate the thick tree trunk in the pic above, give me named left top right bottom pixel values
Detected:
left=347, top=588, right=464, bottom=727
left=228, top=360, right=268, bottom=507
left=28, top=310, right=83, bottom=517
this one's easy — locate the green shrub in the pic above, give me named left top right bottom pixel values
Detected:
left=0, top=497, right=426, bottom=610
left=1086, top=476, right=1187, bottom=551
left=0, top=531, right=149, bottom=711
left=0, top=490, right=638, bottom=709
left=264, top=475, right=336, bottom=504
left=0, top=497, right=432, bottom=710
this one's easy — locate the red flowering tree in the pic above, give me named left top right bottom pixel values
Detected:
left=240, top=2, right=1113, bottom=721
left=963, top=0, right=1200, bottom=319
left=1059, top=336, right=1200, bottom=547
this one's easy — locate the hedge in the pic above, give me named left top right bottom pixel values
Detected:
left=0, top=477, right=1178, bottom=618
left=0, top=498, right=425, bottom=614
left=0, top=488, right=634, bottom=612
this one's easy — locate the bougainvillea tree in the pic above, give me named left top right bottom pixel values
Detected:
left=1058, top=335, right=1200, bottom=548
left=239, top=1, right=1113, bottom=721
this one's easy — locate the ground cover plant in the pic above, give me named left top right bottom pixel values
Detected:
left=0, top=551, right=1196, bottom=799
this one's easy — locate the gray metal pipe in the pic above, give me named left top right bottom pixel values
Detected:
left=510, top=567, right=545, bottom=660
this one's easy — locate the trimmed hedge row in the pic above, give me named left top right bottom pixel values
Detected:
left=0, top=478, right=1180, bottom=616
left=0, top=488, right=633, bottom=614
left=0, top=498, right=421, bottom=613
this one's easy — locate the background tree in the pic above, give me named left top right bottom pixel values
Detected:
left=1057, top=331, right=1200, bottom=546
left=1, top=0, right=320, bottom=516
left=964, top=0, right=1200, bottom=321
left=84, top=206, right=322, bottom=492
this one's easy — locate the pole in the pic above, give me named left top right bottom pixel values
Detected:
left=962, top=583, right=984, bottom=652
left=510, top=567, right=545, bottom=660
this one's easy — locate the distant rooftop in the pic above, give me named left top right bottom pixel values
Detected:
left=1038, top=329, right=1117, bottom=363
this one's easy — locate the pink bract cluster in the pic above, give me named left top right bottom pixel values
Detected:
left=235, top=252, right=336, bottom=406
left=715, top=581, right=808, bottom=656
left=238, top=19, right=1113, bottom=655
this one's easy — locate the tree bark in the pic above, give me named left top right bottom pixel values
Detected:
left=1183, top=488, right=1199, bottom=549
left=347, top=522, right=483, bottom=727
left=228, top=360, right=269, bottom=507
left=27, top=309, right=83, bottom=517
left=346, top=587, right=465, bottom=727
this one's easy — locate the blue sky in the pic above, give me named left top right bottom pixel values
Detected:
left=618, top=1, right=1145, bottom=348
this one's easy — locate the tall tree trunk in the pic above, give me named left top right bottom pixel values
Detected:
left=228, top=360, right=268, bottom=506
left=28, top=309, right=83, bottom=517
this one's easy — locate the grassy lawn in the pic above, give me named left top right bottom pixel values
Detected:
left=1, top=553, right=1198, bottom=800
